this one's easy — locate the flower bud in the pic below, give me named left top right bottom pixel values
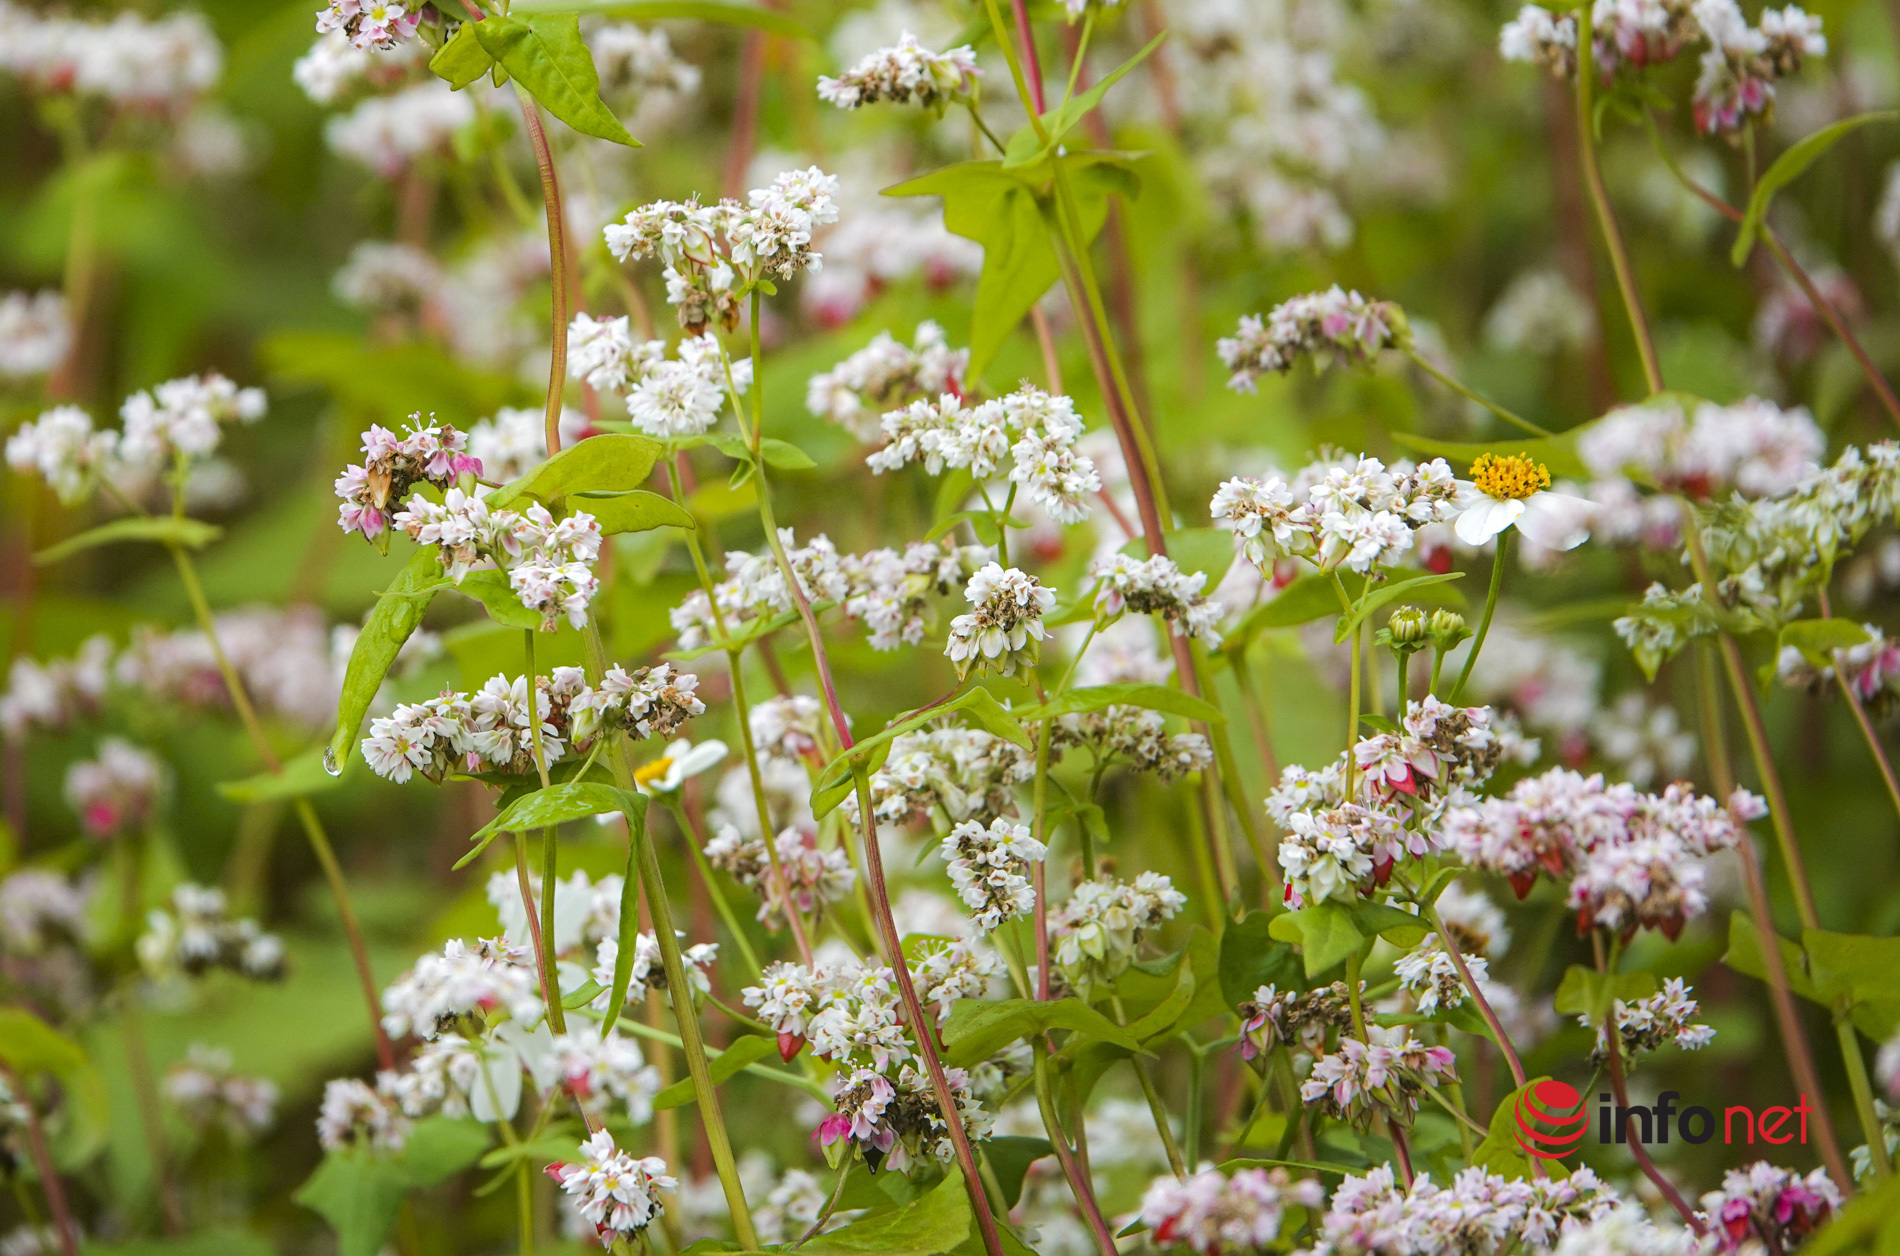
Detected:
left=1387, top=607, right=1427, bottom=643
left=1428, top=609, right=1470, bottom=649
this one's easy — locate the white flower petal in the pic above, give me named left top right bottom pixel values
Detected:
left=1518, top=492, right=1593, bottom=551
left=1454, top=497, right=1524, bottom=546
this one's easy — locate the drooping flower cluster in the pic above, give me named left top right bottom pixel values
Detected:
left=1138, top=1165, right=1325, bottom=1255
left=842, top=540, right=994, bottom=651
left=547, top=1129, right=677, bottom=1249
left=1237, top=982, right=1360, bottom=1060
left=62, top=737, right=164, bottom=840
left=935, top=818, right=1048, bottom=933
left=1050, top=873, right=1187, bottom=988
left=1216, top=289, right=1403, bottom=390
left=394, top=489, right=604, bottom=630
left=1301, top=1027, right=1458, bottom=1127
left=589, top=931, right=719, bottom=1014
left=324, top=80, right=474, bottom=177
left=1583, top=976, right=1716, bottom=1062
left=1211, top=453, right=1461, bottom=576
left=604, top=167, right=841, bottom=333
left=313, top=0, right=421, bottom=53
left=0, top=290, right=69, bottom=378
left=362, top=664, right=703, bottom=784
left=746, top=961, right=911, bottom=1069
left=870, top=385, right=1101, bottom=525
left=379, top=937, right=543, bottom=1042
left=163, top=1045, right=279, bottom=1140
left=704, top=825, right=857, bottom=926
left=1696, top=1163, right=1839, bottom=1252
left=845, top=723, right=1034, bottom=827
left=1297, top=1163, right=1624, bottom=1256
left=137, top=885, right=286, bottom=983
left=807, top=322, right=967, bottom=441
left=1446, top=767, right=1756, bottom=938
left=316, top=1077, right=410, bottom=1153
left=945, top=563, right=1057, bottom=679
left=1052, top=705, right=1214, bottom=783
left=818, top=1063, right=993, bottom=1174
left=1394, top=940, right=1488, bottom=1016
left=333, top=416, right=479, bottom=540
left=817, top=34, right=980, bottom=113
left=1090, top=554, right=1225, bottom=647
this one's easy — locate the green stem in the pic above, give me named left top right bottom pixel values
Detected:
left=1448, top=531, right=1508, bottom=705
left=675, top=799, right=765, bottom=976
left=1839, top=1014, right=1893, bottom=1179
left=1112, top=995, right=1186, bottom=1176
left=522, top=632, right=568, bottom=1037
left=1402, top=349, right=1550, bottom=437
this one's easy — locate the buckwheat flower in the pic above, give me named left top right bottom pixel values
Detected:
left=1139, top=1165, right=1324, bottom=1254
left=63, top=737, right=165, bottom=840
left=1301, top=1027, right=1458, bottom=1127
left=333, top=240, right=441, bottom=313
left=1237, top=982, right=1358, bottom=1059
left=1483, top=268, right=1594, bottom=354
left=749, top=694, right=824, bottom=758
left=317, top=1077, right=409, bottom=1152
left=807, top=322, right=967, bottom=441
left=1454, top=452, right=1591, bottom=550
left=742, top=960, right=831, bottom=1059
left=805, top=965, right=913, bottom=1071
left=165, top=1044, right=278, bottom=1139
left=591, top=24, right=701, bottom=103
left=1585, top=977, right=1715, bottom=1062
left=936, top=818, right=1047, bottom=933
left=138, top=885, right=286, bottom=982
left=549, top=1031, right=662, bottom=1126
left=945, top=563, right=1055, bottom=679
left=6, top=406, right=118, bottom=504
left=1697, top=1163, right=1838, bottom=1252
left=1580, top=396, right=1822, bottom=501
left=0, top=291, right=69, bottom=378
left=1216, top=288, right=1402, bottom=391
left=548, top=1129, right=676, bottom=1248
left=912, top=938, right=997, bottom=1024
left=314, top=0, right=422, bottom=52
left=1090, top=554, right=1224, bottom=647
left=335, top=415, right=480, bottom=540
left=565, top=312, right=653, bottom=394
left=1552, top=1204, right=1701, bottom=1256
left=588, top=932, right=717, bottom=1011
left=325, top=79, right=474, bottom=177
left=1009, top=423, right=1100, bottom=525
left=1210, top=475, right=1310, bottom=568
left=380, top=937, right=543, bottom=1041
left=115, top=373, right=266, bottom=474
left=0, top=870, right=88, bottom=955
left=1051, top=873, right=1186, bottom=985
left=1394, top=940, right=1486, bottom=1015
left=466, top=405, right=588, bottom=483
left=818, top=1064, right=990, bottom=1174
left=1303, top=1163, right=1623, bottom=1255
left=817, top=33, right=979, bottom=113
left=626, top=354, right=727, bottom=437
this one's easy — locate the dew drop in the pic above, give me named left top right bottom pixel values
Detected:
left=322, top=746, right=343, bottom=778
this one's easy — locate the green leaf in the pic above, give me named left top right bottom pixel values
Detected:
left=941, top=997, right=1142, bottom=1068
left=1335, top=572, right=1465, bottom=644
left=1777, top=618, right=1872, bottom=668
left=886, top=153, right=1139, bottom=379
left=561, top=979, right=604, bottom=1009
left=810, top=688, right=1030, bottom=819
left=296, top=1118, right=490, bottom=1256
left=458, top=783, right=648, bottom=871
left=1114, top=927, right=1227, bottom=1043
left=1803, top=929, right=1900, bottom=1007
left=599, top=818, right=644, bottom=1038
left=1002, top=32, right=1168, bottom=169
left=1723, top=910, right=1821, bottom=1002
left=571, top=488, right=696, bottom=535
left=489, top=433, right=664, bottom=509
left=507, top=0, right=813, bottom=38
left=1551, top=965, right=1655, bottom=1022
left=0, top=1007, right=86, bottom=1075
left=800, top=1173, right=971, bottom=1256
left=1015, top=682, right=1225, bottom=725
left=652, top=1035, right=781, bottom=1109
left=1349, top=900, right=1430, bottom=947
left=430, top=20, right=494, bottom=88
left=1389, top=431, right=1589, bottom=481
left=33, top=516, right=221, bottom=566
left=1730, top=112, right=1897, bottom=265
left=329, top=547, right=448, bottom=770
left=1219, top=911, right=1305, bottom=1010
left=470, top=15, right=641, bottom=146
left=218, top=744, right=351, bottom=803
left=451, top=568, right=546, bottom=631
left=1471, top=1077, right=1568, bottom=1181
left=1226, top=574, right=1342, bottom=643
left=757, top=437, right=817, bottom=470
left=984, top=1136, right=1054, bottom=1210
left=478, top=1129, right=583, bottom=1169
left=1268, top=902, right=1366, bottom=978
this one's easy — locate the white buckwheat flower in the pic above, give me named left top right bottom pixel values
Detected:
left=935, top=818, right=1047, bottom=933
left=817, top=33, right=979, bottom=113
left=548, top=1129, right=676, bottom=1248
left=945, top=563, right=1055, bottom=679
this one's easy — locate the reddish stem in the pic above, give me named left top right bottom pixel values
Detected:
left=517, top=92, right=569, bottom=457
left=8, top=1066, right=81, bottom=1256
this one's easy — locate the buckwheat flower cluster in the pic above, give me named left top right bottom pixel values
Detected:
left=1301, top=1027, right=1457, bottom=1127
left=818, top=1064, right=992, bottom=1174
left=1394, top=940, right=1487, bottom=1016
left=1696, top=1163, right=1839, bottom=1252
left=1692, top=0, right=1826, bottom=134
left=394, top=490, right=604, bottom=630
left=292, top=29, right=427, bottom=104
left=0, top=291, right=69, bottom=378
left=1217, top=289, right=1402, bottom=390
left=548, top=1129, right=676, bottom=1249
left=164, top=1045, right=278, bottom=1139
left=1353, top=696, right=1506, bottom=808
left=670, top=529, right=850, bottom=651
left=464, top=405, right=589, bottom=484
left=911, top=938, right=998, bottom=1024
left=844, top=724, right=1034, bottom=827
left=1299, top=1164, right=1622, bottom=1256
left=1238, top=982, right=1360, bottom=1060
left=548, top=1031, right=663, bottom=1126
left=936, top=818, right=1047, bottom=933
left=0, top=4, right=222, bottom=109
left=380, top=937, right=542, bottom=1041
left=1140, top=1165, right=1324, bottom=1255
left=118, top=606, right=350, bottom=730
left=313, top=0, right=421, bottom=52
left=704, top=826, right=857, bottom=926
left=565, top=319, right=747, bottom=437
left=63, top=737, right=164, bottom=840
left=325, top=80, right=474, bottom=177
left=1053, top=706, right=1214, bottom=782
left=807, top=322, right=967, bottom=440
left=1776, top=624, right=1900, bottom=713
left=334, top=416, right=479, bottom=540
left=817, top=33, right=979, bottom=113
left=5, top=407, right=115, bottom=505
left=1550, top=1205, right=1701, bottom=1256
left=1090, top=554, right=1224, bottom=647
left=1592, top=692, right=1698, bottom=788
left=117, top=373, right=267, bottom=472
left=333, top=240, right=442, bottom=313
left=1211, top=454, right=1461, bottom=576
left=1580, top=396, right=1823, bottom=506
left=604, top=168, right=840, bottom=333
left=1051, top=873, right=1187, bottom=987
left=591, top=24, right=700, bottom=104
left=946, top=563, right=1056, bottom=680
left=871, top=385, right=1101, bottom=525
left=1584, top=977, right=1715, bottom=1063
left=748, top=694, right=824, bottom=759
left=0, top=870, right=88, bottom=955
left=745, top=960, right=904, bottom=1068
left=317, top=1078, right=410, bottom=1153
left=1446, top=768, right=1754, bottom=938
left=843, top=540, right=994, bottom=651
left=137, top=885, right=286, bottom=983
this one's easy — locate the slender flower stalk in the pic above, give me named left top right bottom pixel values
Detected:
left=521, top=631, right=569, bottom=1039
left=1598, top=941, right=1703, bottom=1228
left=1403, top=349, right=1551, bottom=438
left=1032, top=1044, right=1119, bottom=1256
left=7, top=1064, right=81, bottom=1256
left=516, top=86, right=570, bottom=457
left=1448, top=532, right=1509, bottom=704
left=1828, top=646, right=1900, bottom=824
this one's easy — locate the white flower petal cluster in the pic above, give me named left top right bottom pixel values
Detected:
left=314, top=0, right=421, bottom=53
left=137, top=884, right=285, bottom=983
left=845, top=723, right=1034, bottom=827
left=394, top=490, right=603, bottom=630
left=566, top=317, right=748, bottom=438
left=1090, top=554, right=1224, bottom=647
left=164, top=1044, right=278, bottom=1139
left=1393, top=941, right=1487, bottom=1016
left=807, top=322, right=967, bottom=441
left=549, top=1030, right=663, bottom=1127
left=591, top=24, right=700, bottom=104
left=588, top=932, right=718, bottom=1013
left=333, top=415, right=478, bottom=539
left=550, top=1129, right=676, bottom=1248
left=380, top=937, right=543, bottom=1041
left=744, top=959, right=911, bottom=1071
left=333, top=240, right=442, bottom=313
left=1212, top=453, right=1459, bottom=576
left=1051, top=873, right=1186, bottom=986
left=1581, top=396, right=1823, bottom=510
left=0, top=3, right=221, bottom=109
left=817, top=33, right=979, bottom=112
left=1583, top=976, right=1716, bottom=1062
left=1301, top=1027, right=1459, bottom=1126
left=1299, top=1163, right=1624, bottom=1255
left=0, top=633, right=109, bottom=735
left=1139, top=1165, right=1325, bottom=1255
left=945, top=563, right=1056, bottom=679
left=1217, top=289, right=1402, bottom=390
left=870, top=385, right=1100, bottom=525
left=464, top=405, right=589, bottom=484
left=704, top=825, right=857, bottom=926
left=292, top=28, right=426, bottom=105
left=669, top=528, right=854, bottom=650
left=0, top=291, right=69, bottom=378
left=316, top=1077, right=410, bottom=1152
left=936, top=818, right=1047, bottom=933
left=63, top=736, right=164, bottom=841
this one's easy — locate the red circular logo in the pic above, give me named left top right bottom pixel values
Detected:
left=1513, top=1079, right=1587, bottom=1160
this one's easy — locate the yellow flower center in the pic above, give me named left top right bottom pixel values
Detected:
left=1470, top=452, right=1550, bottom=501
left=634, top=756, right=674, bottom=786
